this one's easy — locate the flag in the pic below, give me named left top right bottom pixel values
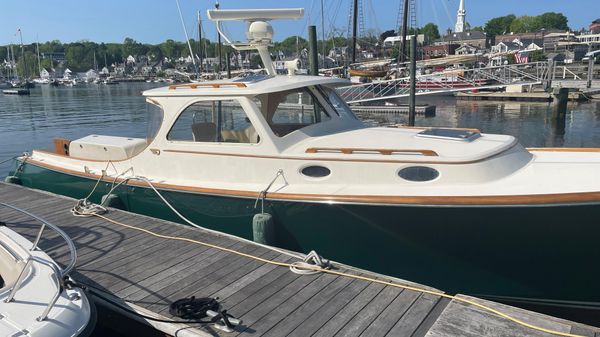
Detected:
left=515, top=51, right=529, bottom=64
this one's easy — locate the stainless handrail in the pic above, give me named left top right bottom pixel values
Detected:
left=0, top=203, right=77, bottom=275
left=0, top=203, right=78, bottom=320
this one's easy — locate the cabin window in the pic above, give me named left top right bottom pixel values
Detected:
left=318, top=86, right=359, bottom=120
left=146, top=100, right=164, bottom=143
left=300, top=165, right=331, bottom=178
left=254, top=88, right=330, bottom=137
left=167, top=100, right=259, bottom=143
left=398, top=166, right=439, bottom=182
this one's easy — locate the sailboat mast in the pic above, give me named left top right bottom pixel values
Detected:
left=351, top=0, right=358, bottom=63
left=320, top=0, right=326, bottom=67
left=198, top=10, right=203, bottom=74
left=11, top=44, right=19, bottom=81
left=175, top=0, right=198, bottom=77
left=36, top=39, right=42, bottom=77
left=399, top=0, right=409, bottom=63
left=6, top=46, right=11, bottom=80
left=18, top=29, right=27, bottom=79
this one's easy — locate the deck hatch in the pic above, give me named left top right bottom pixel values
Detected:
left=417, top=128, right=481, bottom=142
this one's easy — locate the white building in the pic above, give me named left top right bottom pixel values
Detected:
left=84, top=69, right=98, bottom=82
left=63, top=68, right=74, bottom=80
left=455, top=0, right=466, bottom=33
left=577, top=33, right=600, bottom=44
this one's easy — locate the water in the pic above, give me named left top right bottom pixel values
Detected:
left=0, top=83, right=156, bottom=175
left=1, top=85, right=600, bottom=333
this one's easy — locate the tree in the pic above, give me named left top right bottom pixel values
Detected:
left=484, top=14, right=516, bottom=37
left=537, top=12, right=568, bottom=31
left=471, top=26, right=484, bottom=32
left=273, top=36, right=307, bottom=56
left=510, top=16, right=539, bottom=33
left=379, top=30, right=396, bottom=42
left=530, top=50, right=546, bottom=62
left=421, top=23, right=440, bottom=44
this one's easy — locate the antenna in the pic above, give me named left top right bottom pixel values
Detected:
left=207, top=8, right=304, bottom=76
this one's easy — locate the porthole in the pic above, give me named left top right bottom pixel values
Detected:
left=301, top=165, right=331, bottom=178
left=398, top=166, right=439, bottom=182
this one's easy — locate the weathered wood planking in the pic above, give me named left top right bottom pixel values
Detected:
left=0, top=182, right=598, bottom=337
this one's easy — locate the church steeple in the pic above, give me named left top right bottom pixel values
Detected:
left=455, top=0, right=466, bottom=33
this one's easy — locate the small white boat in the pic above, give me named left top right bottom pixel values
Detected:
left=0, top=204, right=93, bottom=337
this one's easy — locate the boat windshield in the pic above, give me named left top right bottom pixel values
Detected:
left=253, top=85, right=359, bottom=138
left=146, top=99, right=164, bottom=143
left=316, top=86, right=359, bottom=120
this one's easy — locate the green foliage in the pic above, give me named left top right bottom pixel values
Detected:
left=510, top=16, right=539, bottom=33
left=485, top=14, right=516, bottom=37
left=421, top=23, right=440, bottom=43
left=486, top=12, right=569, bottom=36
left=379, top=30, right=396, bottom=42
left=273, top=36, right=307, bottom=56
left=530, top=50, right=546, bottom=62
left=471, top=26, right=484, bottom=32
left=537, top=12, right=569, bottom=31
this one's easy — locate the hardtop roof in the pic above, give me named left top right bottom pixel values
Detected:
left=142, top=74, right=350, bottom=97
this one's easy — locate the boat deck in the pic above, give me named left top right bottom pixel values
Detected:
left=0, top=181, right=598, bottom=337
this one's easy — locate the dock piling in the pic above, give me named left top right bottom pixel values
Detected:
left=408, top=36, right=417, bottom=126
left=308, top=25, right=319, bottom=76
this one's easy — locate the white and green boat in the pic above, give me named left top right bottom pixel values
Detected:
left=7, top=8, right=600, bottom=321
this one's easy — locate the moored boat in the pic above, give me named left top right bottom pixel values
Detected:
left=6, top=8, right=600, bottom=319
left=0, top=204, right=93, bottom=337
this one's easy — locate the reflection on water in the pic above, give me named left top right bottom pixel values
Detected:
left=2, top=85, right=600, bottom=176
left=365, top=96, right=600, bottom=148
left=0, top=83, right=155, bottom=175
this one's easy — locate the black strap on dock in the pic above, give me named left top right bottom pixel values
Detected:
left=168, top=296, right=220, bottom=319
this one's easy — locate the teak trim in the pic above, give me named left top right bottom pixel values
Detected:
left=527, top=148, right=600, bottom=153
left=168, top=83, right=247, bottom=90
left=305, top=147, right=439, bottom=156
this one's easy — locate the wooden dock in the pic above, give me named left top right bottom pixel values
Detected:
left=0, top=181, right=599, bottom=337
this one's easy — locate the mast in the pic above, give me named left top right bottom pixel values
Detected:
left=198, top=10, right=203, bottom=74
left=6, top=46, right=11, bottom=80
left=11, top=44, right=18, bottom=81
left=216, top=1, right=223, bottom=76
left=18, top=29, right=27, bottom=79
left=399, top=0, right=409, bottom=63
left=36, top=39, right=42, bottom=78
left=320, top=0, right=326, bottom=67
left=351, top=0, right=358, bottom=63
left=175, top=0, right=198, bottom=77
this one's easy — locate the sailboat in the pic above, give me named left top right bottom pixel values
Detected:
left=6, top=8, right=600, bottom=317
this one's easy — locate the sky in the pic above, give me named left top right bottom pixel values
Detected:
left=0, top=0, right=598, bottom=46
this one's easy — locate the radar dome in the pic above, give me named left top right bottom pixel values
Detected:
left=247, top=21, right=274, bottom=43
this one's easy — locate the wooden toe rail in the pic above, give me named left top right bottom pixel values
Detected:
left=305, top=147, right=439, bottom=156
left=168, top=83, right=247, bottom=90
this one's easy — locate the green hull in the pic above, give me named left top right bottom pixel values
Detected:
left=11, top=161, right=600, bottom=315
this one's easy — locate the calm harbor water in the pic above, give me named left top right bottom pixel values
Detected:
left=1, top=84, right=600, bottom=334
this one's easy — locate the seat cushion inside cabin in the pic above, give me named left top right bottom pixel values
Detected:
left=69, top=135, right=147, bottom=161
